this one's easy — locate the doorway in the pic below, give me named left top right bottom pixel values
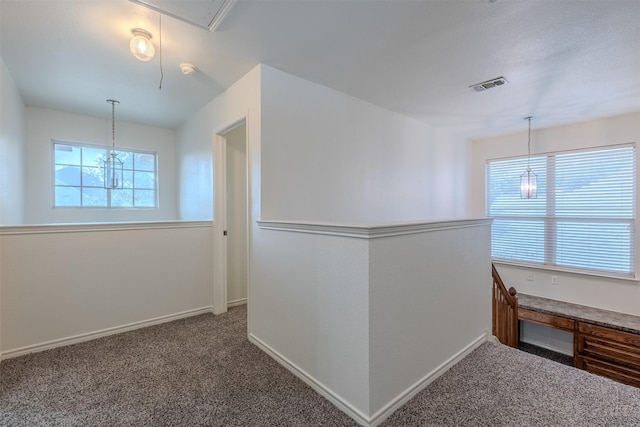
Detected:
left=223, top=123, right=248, bottom=308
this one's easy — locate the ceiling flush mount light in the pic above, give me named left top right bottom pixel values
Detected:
left=520, top=116, right=537, bottom=199
left=129, top=28, right=155, bottom=61
left=104, top=100, right=124, bottom=190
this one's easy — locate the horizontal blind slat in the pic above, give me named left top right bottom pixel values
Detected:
left=486, top=145, right=635, bottom=276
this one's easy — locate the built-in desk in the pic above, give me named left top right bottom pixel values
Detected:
left=518, top=294, right=640, bottom=388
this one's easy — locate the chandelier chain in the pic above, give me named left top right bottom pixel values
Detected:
left=104, top=99, right=122, bottom=190
left=111, top=101, right=115, bottom=148
left=107, top=99, right=120, bottom=150
left=525, top=116, right=532, bottom=169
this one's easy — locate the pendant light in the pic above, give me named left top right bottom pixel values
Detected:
left=104, top=100, right=124, bottom=190
left=520, top=116, right=537, bottom=199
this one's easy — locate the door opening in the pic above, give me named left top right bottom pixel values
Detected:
left=224, top=124, right=248, bottom=308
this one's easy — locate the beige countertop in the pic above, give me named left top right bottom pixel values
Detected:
left=518, top=293, right=640, bottom=335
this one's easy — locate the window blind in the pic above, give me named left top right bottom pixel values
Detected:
left=486, top=145, right=635, bottom=277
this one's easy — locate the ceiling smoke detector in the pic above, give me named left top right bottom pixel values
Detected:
left=469, top=76, right=508, bottom=92
left=180, top=63, right=197, bottom=75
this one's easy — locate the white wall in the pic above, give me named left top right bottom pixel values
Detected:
left=251, top=227, right=371, bottom=417
left=0, top=56, right=26, bottom=225
left=0, top=222, right=213, bottom=356
left=176, top=65, right=261, bottom=223
left=175, top=103, right=214, bottom=221
left=472, top=112, right=640, bottom=316
left=176, top=64, right=261, bottom=315
left=260, top=66, right=470, bottom=223
left=518, top=322, right=574, bottom=356
left=179, top=65, right=488, bottom=425
left=368, top=221, right=492, bottom=416
left=0, top=55, right=26, bottom=360
left=24, top=107, right=178, bottom=224
left=252, top=219, right=491, bottom=425
left=246, top=66, right=486, bottom=424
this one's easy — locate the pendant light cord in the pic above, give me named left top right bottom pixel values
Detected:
left=111, top=101, right=116, bottom=149
left=107, top=99, right=120, bottom=151
left=525, top=116, right=532, bottom=169
left=158, top=13, right=163, bottom=90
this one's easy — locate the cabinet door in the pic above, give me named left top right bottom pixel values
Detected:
left=578, top=322, right=640, bottom=347
left=576, top=322, right=640, bottom=387
left=576, top=354, right=640, bottom=388
left=576, top=333, right=640, bottom=370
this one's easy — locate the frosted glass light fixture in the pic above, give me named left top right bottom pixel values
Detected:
left=520, top=116, right=537, bottom=199
left=129, top=28, right=155, bottom=61
left=104, top=100, right=124, bottom=189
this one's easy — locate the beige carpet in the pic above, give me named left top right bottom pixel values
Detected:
left=2, top=305, right=640, bottom=426
left=382, top=341, right=640, bottom=426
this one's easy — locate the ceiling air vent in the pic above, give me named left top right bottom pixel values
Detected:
left=469, top=76, right=508, bottom=92
left=130, top=0, right=237, bottom=32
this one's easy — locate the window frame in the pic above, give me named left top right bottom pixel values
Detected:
left=486, top=143, right=637, bottom=281
left=52, top=139, right=159, bottom=209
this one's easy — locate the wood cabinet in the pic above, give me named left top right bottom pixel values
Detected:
left=508, top=291, right=640, bottom=388
left=574, top=322, right=640, bottom=388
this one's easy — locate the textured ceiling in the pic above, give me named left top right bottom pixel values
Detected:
left=1, top=0, right=639, bottom=138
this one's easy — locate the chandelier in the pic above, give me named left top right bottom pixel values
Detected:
left=104, top=99, right=124, bottom=190
left=520, top=116, right=537, bottom=199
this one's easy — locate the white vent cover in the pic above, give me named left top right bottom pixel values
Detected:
left=469, top=76, right=508, bottom=92
left=130, top=0, right=236, bottom=32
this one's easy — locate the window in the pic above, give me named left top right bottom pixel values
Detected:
left=486, top=144, right=635, bottom=277
left=53, top=141, right=157, bottom=208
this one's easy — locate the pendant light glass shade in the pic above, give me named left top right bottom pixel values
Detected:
left=105, top=151, right=124, bottom=189
left=520, top=167, right=537, bottom=199
left=129, top=28, right=155, bottom=61
left=520, top=116, right=537, bottom=199
left=104, top=99, right=123, bottom=190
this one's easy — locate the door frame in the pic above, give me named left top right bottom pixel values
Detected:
left=213, top=118, right=249, bottom=315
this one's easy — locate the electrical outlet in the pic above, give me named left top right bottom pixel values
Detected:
left=551, top=275, right=559, bottom=285
left=526, top=272, right=534, bottom=281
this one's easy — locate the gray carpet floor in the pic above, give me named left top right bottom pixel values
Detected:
left=0, top=306, right=357, bottom=426
left=1, top=305, right=640, bottom=426
left=382, top=341, right=640, bottom=426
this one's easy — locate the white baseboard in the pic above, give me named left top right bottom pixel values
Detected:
left=489, top=334, right=501, bottom=344
left=368, top=334, right=487, bottom=426
left=249, top=332, right=487, bottom=427
left=1, top=306, right=213, bottom=361
left=248, top=333, right=371, bottom=427
left=227, top=298, right=247, bottom=308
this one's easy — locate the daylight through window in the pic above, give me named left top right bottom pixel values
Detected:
left=53, top=141, right=157, bottom=208
left=486, top=144, right=635, bottom=277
